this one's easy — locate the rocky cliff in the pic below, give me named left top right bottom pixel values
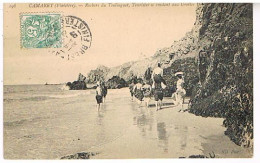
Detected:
left=188, top=3, right=253, bottom=148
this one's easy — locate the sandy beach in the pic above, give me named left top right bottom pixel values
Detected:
left=3, top=85, right=252, bottom=159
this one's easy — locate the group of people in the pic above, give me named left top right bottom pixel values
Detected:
left=129, top=79, right=152, bottom=108
left=129, top=62, right=186, bottom=112
left=94, top=62, right=186, bottom=112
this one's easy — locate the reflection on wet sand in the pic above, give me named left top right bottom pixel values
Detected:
left=96, top=104, right=106, bottom=125
left=90, top=90, right=252, bottom=158
left=180, top=126, right=188, bottom=151
left=131, top=103, right=191, bottom=155
left=95, top=105, right=106, bottom=145
left=157, top=122, right=168, bottom=153
left=132, top=105, right=170, bottom=153
left=133, top=107, right=154, bottom=138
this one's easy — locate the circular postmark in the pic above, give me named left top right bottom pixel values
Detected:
left=51, top=15, right=92, bottom=60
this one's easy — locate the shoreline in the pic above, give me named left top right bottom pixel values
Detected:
left=4, top=87, right=252, bottom=159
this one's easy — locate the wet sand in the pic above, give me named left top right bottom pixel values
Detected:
left=4, top=87, right=252, bottom=159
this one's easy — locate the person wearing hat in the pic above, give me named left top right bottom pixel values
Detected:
left=172, top=72, right=186, bottom=112
left=95, top=81, right=103, bottom=110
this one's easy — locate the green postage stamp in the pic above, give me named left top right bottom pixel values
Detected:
left=20, top=13, right=62, bottom=48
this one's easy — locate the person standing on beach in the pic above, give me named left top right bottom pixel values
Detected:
left=129, top=81, right=136, bottom=101
left=133, top=79, right=144, bottom=107
left=172, top=72, right=186, bottom=112
left=152, top=62, right=166, bottom=111
left=142, top=81, right=152, bottom=107
left=96, top=81, right=103, bottom=110
left=101, top=81, right=108, bottom=103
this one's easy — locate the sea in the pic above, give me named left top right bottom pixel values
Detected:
left=3, top=84, right=140, bottom=159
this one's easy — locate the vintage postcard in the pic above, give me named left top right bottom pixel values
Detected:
left=3, top=3, right=253, bottom=159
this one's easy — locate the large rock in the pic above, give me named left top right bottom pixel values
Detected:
left=86, top=65, right=110, bottom=84
left=66, top=81, right=87, bottom=90
left=66, top=73, right=87, bottom=90
left=106, top=76, right=128, bottom=89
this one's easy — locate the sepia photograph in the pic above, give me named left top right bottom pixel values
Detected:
left=2, top=2, right=254, bottom=160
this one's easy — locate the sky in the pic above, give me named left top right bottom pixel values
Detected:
left=4, top=3, right=197, bottom=85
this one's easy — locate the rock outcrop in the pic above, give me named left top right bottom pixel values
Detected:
left=188, top=3, right=253, bottom=148
left=86, top=65, right=110, bottom=84
left=106, top=76, right=127, bottom=89
left=66, top=73, right=87, bottom=90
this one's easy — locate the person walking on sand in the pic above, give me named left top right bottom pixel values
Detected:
left=172, top=72, right=186, bottom=112
left=152, top=62, right=166, bottom=111
left=142, top=80, right=152, bottom=107
left=95, top=81, right=103, bottom=110
left=129, top=80, right=136, bottom=101
left=133, top=79, right=144, bottom=107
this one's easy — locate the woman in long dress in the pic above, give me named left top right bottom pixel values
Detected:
left=172, top=72, right=186, bottom=112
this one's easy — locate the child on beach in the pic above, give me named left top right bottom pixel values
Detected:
left=96, top=81, right=103, bottom=110
left=142, top=81, right=152, bottom=107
